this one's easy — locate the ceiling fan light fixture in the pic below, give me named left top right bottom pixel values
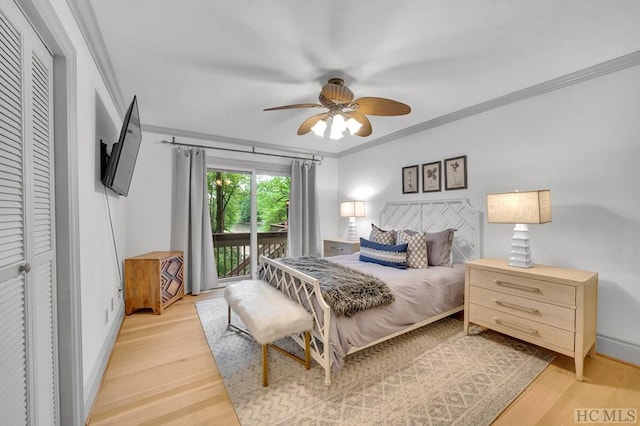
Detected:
left=346, top=117, right=363, bottom=135
left=311, top=119, right=327, bottom=137
left=330, top=113, right=347, bottom=140
left=264, top=78, right=411, bottom=139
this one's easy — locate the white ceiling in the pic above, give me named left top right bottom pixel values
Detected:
left=70, top=0, right=640, bottom=157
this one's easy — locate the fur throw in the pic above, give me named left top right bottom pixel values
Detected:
left=279, top=257, right=394, bottom=317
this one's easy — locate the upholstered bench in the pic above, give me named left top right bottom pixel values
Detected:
left=223, top=279, right=313, bottom=386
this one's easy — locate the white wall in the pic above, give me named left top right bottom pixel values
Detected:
left=125, top=132, right=174, bottom=256
left=338, top=65, right=640, bottom=364
left=127, top=131, right=339, bottom=257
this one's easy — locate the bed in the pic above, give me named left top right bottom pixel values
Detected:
left=259, top=198, right=481, bottom=385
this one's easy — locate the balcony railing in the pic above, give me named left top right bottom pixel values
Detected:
left=212, top=231, right=287, bottom=279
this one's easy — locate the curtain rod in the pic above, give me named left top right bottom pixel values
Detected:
left=160, top=137, right=324, bottom=164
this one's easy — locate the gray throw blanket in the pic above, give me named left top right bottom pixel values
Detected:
left=279, top=257, right=394, bottom=317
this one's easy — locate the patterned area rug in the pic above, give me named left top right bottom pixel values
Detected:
left=196, top=297, right=554, bottom=425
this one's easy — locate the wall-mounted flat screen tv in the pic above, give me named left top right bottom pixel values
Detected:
left=101, top=96, right=141, bottom=196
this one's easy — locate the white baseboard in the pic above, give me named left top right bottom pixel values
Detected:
left=597, top=334, right=640, bottom=367
left=83, top=303, right=125, bottom=420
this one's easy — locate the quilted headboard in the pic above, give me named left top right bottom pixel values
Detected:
left=378, top=198, right=482, bottom=263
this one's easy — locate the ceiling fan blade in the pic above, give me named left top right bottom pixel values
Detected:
left=297, top=113, right=329, bottom=135
left=347, top=111, right=372, bottom=137
left=351, top=97, right=411, bottom=116
left=321, top=82, right=354, bottom=104
left=263, top=103, right=323, bottom=111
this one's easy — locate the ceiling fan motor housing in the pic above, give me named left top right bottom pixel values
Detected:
left=322, top=78, right=354, bottom=105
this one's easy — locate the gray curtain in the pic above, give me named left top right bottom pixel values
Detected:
left=288, top=159, right=321, bottom=256
left=171, top=147, right=218, bottom=294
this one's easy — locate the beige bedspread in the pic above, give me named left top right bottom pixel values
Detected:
left=325, top=253, right=465, bottom=370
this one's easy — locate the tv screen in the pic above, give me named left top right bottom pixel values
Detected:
left=102, top=96, right=141, bottom=196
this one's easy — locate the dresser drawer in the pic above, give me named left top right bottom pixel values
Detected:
left=324, top=240, right=360, bottom=257
left=469, top=286, right=575, bottom=331
left=469, top=304, right=575, bottom=352
left=469, top=268, right=575, bottom=306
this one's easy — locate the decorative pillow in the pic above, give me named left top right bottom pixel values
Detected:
left=369, top=224, right=396, bottom=245
left=426, top=228, right=455, bottom=266
left=359, top=238, right=408, bottom=269
left=396, top=230, right=428, bottom=269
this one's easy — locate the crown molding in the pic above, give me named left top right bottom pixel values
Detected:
left=142, top=124, right=338, bottom=159
left=66, top=0, right=126, bottom=115
left=337, top=50, right=640, bottom=158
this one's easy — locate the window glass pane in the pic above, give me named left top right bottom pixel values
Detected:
left=257, top=174, right=290, bottom=231
left=256, top=174, right=290, bottom=260
left=208, top=170, right=290, bottom=280
left=208, top=170, right=251, bottom=279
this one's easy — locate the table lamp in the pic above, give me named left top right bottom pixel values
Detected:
left=340, top=201, right=365, bottom=241
left=486, top=190, right=551, bottom=268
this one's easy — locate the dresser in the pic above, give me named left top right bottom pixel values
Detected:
left=323, top=239, right=360, bottom=257
left=125, top=251, right=185, bottom=315
left=464, top=258, right=598, bottom=380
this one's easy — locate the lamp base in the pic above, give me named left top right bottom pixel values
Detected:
left=346, top=217, right=358, bottom=241
left=508, top=224, right=533, bottom=268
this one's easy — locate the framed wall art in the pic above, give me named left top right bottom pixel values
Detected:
left=444, top=155, right=467, bottom=190
left=402, top=165, right=419, bottom=194
left=422, top=161, right=441, bottom=192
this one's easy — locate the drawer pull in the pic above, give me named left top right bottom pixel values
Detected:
left=494, top=318, right=539, bottom=336
left=331, top=246, right=344, bottom=251
left=494, top=279, right=540, bottom=293
left=493, top=299, right=540, bottom=314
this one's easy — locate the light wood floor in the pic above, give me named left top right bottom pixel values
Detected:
left=86, top=290, right=240, bottom=425
left=87, top=290, right=640, bottom=425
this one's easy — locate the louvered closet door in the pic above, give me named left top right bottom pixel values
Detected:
left=0, top=0, right=57, bottom=424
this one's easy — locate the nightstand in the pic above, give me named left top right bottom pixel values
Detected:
left=464, top=258, right=598, bottom=381
left=323, top=239, right=360, bottom=257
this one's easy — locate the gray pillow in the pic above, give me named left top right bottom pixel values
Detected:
left=426, top=228, right=455, bottom=266
left=369, top=224, right=396, bottom=245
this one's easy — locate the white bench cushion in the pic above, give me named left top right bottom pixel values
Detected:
left=224, top=279, right=313, bottom=344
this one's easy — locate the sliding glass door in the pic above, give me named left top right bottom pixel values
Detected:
left=207, top=168, right=290, bottom=282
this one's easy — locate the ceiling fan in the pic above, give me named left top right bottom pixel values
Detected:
left=263, top=78, right=411, bottom=140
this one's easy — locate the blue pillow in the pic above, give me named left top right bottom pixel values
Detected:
left=359, top=237, right=408, bottom=269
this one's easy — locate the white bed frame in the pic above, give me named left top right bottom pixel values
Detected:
left=259, top=198, right=481, bottom=385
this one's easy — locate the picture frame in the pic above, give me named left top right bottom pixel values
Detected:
left=444, top=155, right=468, bottom=190
left=421, top=161, right=441, bottom=192
left=402, top=165, right=419, bottom=194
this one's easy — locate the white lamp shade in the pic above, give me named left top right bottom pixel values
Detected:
left=311, top=119, right=327, bottom=137
left=329, top=114, right=347, bottom=140
left=487, top=190, right=551, bottom=224
left=346, top=117, right=363, bottom=135
left=340, top=201, right=365, bottom=217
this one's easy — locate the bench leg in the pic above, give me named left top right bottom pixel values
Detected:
left=262, top=344, right=269, bottom=387
left=304, top=331, right=311, bottom=370
left=227, top=305, right=231, bottom=325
